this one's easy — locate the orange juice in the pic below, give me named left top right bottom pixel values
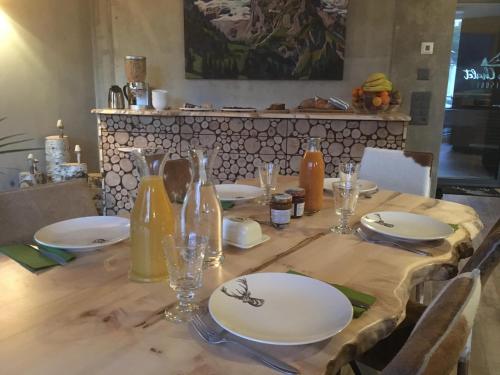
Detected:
left=129, top=175, right=175, bottom=282
left=299, top=139, right=325, bottom=213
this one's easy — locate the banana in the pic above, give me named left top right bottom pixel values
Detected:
left=363, top=82, right=393, bottom=92
left=365, top=72, right=387, bottom=83
left=364, top=79, right=386, bottom=86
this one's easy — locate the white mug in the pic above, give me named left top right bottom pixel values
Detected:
left=152, top=89, right=168, bottom=110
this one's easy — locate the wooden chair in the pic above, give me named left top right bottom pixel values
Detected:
left=381, top=271, right=481, bottom=375
left=359, top=147, right=433, bottom=197
left=0, top=179, right=97, bottom=246
left=145, top=155, right=191, bottom=203
left=356, top=218, right=500, bottom=374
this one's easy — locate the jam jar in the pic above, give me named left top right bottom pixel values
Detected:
left=270, top=193, right=292, bottom=229
left=285, top=188, right=305, bottom=218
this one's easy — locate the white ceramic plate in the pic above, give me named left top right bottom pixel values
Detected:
left=215, top=184, right=263, bottom=201
left=360, top=211, right=454, bottom=241
left=323, top=177, right=378, bottom=194
left=224, top=234, right=271, bottom=249
left=209, top=273, right=353, bottom=345
left=34, top=216, right=130, bottom=252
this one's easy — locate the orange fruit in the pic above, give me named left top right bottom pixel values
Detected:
left=352, top=88, right=359, bottom=97
left=358, top=88, right=364, bottom=96
left=382, top=96, right=390, bottom=105
left=372, top=96, right=383, bottom=107
left=380, top=91, right=389, bottom=98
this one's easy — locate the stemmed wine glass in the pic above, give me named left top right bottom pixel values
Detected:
left=257, top=162, right=279, bottom=205
left=162, top=232, right=208, bottom=323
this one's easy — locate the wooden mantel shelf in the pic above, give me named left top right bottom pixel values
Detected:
left=92, top=108, right=411, bottom=122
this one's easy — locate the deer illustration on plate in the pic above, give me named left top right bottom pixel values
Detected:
left=220, top=278, right=265, bottom=307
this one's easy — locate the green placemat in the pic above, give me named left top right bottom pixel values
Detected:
left=221, top=201, right=235, bottom=210
left=0, top=244, right=74, bottom=273
left=287, top=270, right=376, bottom=318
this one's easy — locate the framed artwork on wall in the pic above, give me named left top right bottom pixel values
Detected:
left=183, top=0, right=348, bottom=80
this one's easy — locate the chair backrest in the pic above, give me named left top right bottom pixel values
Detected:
left=359, top=147, right=433, bottom=197
left=381, top=271, right=481, bottom=375
left=145, top=155, right=191, bottom=203
left=461, top=218, right=500, bottom=285
left=0, top=179, right=97, bottom=246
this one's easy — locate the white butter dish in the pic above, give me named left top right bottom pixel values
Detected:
left=223, top=216, right=269, bottom=249
left=224, top=234, right=271, bottom=249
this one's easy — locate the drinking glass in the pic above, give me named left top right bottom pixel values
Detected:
left=163, top=233, right=207, bottom=323
left=331, top=181, right=360, bottom=234
left=257, top=162, right=279, bottom=205
left=338, top=161, right=360, bottom=186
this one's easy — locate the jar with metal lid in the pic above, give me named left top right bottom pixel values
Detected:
left=270, top=193, right=292, bottom=229
left=285, top=188, right=305, bottom=218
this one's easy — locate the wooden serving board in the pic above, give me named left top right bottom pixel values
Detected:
left=295, top=107, right=354, bottom=113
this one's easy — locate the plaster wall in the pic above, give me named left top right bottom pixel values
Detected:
left=0, top=0, right=97, bottom=190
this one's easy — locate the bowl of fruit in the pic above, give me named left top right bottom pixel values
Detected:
left=352, top=73, right=402, bottom=113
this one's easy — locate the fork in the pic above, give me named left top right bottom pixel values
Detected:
left=191, top=313, right=300, bottom=374
left=355, top=227, right=432, bottom=257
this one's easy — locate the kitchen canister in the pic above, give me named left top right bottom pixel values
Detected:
left=45, top=135, right=70, bottom=181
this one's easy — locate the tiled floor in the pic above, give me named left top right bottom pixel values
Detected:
left=438, top=143, right=493, bottom=179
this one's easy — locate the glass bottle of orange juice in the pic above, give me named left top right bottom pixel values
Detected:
left=129, top=149, right=175, bottom=282
left=299, top=138, right=325, bottom=213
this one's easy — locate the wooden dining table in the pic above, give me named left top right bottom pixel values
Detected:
left=0, top=176, right=482, bottom=375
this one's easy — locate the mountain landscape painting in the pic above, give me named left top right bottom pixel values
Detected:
left=184, top=0, right=348, bottom=80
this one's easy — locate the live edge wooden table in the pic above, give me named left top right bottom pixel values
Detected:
left=0, top=177, right=482, bottom=375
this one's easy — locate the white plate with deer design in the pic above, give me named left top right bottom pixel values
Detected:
left=208, top=272, right=353, bottom=345
left=361, top=211, right=454, bottom=241
left=34, top=216, right=130, bottom=252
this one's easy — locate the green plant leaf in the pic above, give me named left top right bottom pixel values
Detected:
left=0, top=147, right=43, bottom=155
left=0, top=133, right=26, bottom=142
left=0, top=138, right=34, bottom=149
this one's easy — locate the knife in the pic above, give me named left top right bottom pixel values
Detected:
left=26, top=243, right=68, bottom=265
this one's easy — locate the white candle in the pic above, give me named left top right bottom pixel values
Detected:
left=75, top=144, right=81, bottom=164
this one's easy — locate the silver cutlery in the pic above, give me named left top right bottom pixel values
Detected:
left=355, top=227, right=432, bottom=257
left=191, top=312, right=300, bottom=374
left=26, top=243, right=68, bottom=265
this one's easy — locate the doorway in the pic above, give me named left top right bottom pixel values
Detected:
left=438, top=2, right=500, bottom=190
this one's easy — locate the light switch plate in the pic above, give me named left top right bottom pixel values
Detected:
left=421, top=42, right=434, bottom=55
left=410, top=91, right=432, bottom=125
left=417, top=68, right=430, bottom=80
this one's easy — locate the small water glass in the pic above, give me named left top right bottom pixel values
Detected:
left=331, top=181, right=359, bottom=234
left=338, top=161, right=360, bottom=186
left=257, top=162, right=279, bottom=205
left=163, top=233, right=207, bottom=323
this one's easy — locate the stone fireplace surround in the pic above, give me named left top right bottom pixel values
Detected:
left=93, top=109, right=410, bottom=215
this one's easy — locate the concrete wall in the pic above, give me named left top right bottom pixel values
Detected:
left=0, top=0, right=97, bottom=190
left=93, top=0, right=397, bottom=108
left=390, top=0, right=457, bottom=192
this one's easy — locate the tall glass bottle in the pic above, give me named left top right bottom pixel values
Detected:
left=181, top=147, right=223, bottom=267
left=299, top=138, right=325, bottom=213
left=129, top=149, right=176, bottom=282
